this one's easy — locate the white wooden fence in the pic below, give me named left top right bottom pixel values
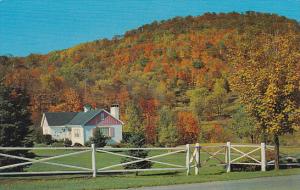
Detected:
left=0, top=144, right=187, bottom=177
left=189, top=142, right=270, bottom=174
left=225, top=142, right=267, bottom=172
left=0, top=142, right=298, bottom=177
left=0, top=146, right=92, bottom=176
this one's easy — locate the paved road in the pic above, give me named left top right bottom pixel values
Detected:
left=132, top=175, right=300, bottom=190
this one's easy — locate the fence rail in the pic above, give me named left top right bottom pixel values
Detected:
left=0, top=144, right=187, bottom=177
left=0, top=142, right=298, bottom=177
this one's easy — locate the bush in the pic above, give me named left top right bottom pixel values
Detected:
left=89, top=128, right=110, bottom=147
left=111, top=143, right=128, bottom=148
left=64, top=138, right=72, bottom=147
left=73, top=143, right=83, bottom=147
left=230, top=163, right=261, bottom=171
left=42, top=134, right=53, bottom=145
left=84, top=140, right=91, bottom=147
left=122, top=132, right=133, bottom=143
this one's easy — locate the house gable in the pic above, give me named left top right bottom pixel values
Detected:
left=85, top=110, right=123, bottom=126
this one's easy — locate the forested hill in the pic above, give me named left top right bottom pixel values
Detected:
left=1, top=12, right=299, bottom=144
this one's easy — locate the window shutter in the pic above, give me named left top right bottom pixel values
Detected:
left=109, top=127, right=115, bottom=137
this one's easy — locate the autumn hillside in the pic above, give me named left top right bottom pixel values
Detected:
left=1, top=12, right=299, bottom=145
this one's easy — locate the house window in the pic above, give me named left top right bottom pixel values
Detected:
left=100, top=112, right=105, bottom=121
left=109, top=128, right=115, bottom=137
left=99, top=127, right=109, bottom=136
left=74, top=129, right=80, bottom=138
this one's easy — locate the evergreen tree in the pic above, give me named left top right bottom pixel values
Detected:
left=0, top=84, right=34, bottom=172
left=121, top=133, right=152, bottom=175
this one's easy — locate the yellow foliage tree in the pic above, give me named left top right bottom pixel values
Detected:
left=227, top=32, right=300, bottom=169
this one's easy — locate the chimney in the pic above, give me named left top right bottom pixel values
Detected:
left=110, top=104, right=119, bottom=120
left=83, top=104, right=92, bottom=112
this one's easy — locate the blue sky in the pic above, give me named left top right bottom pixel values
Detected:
left=0, top=0, right=299, bottom=56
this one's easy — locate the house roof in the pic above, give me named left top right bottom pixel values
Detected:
left=43, top=109, right=123, bottom=127
left=44, top=112, right=78, bottom=126
left=68, top=110, right=101, bottom=126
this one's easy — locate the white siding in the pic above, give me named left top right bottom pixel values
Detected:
left=41, top=116, right=51, bottom=135
left=41, top=113, right=123, bottom=146
left=41, top=116, right=71, bottom=140
left=49, top=127, right=71, bottom=140
left=71, top=127, right=84, bottom=145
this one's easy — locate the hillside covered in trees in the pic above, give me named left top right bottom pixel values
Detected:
left=1, top=12, right=299, bottom=146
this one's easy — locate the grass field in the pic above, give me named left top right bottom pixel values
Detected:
left=0, top=144, right=300, bottom=190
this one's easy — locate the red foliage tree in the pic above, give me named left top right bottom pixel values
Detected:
left=139, top=98, right=159, bottom=144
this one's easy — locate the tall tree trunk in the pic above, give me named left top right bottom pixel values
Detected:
left=262, top=128, right=267, bottom=143
left=274, top=134, right=280, bottom=170
left=250, top=135, right=254, bottom=144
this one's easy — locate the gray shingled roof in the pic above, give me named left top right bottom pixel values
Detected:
left=44, top=112, right=78, bottom=126
left=67, top=110, right=102, bottom=126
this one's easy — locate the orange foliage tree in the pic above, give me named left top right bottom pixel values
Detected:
left=208, top=124, right=224, bottom=143
left=49, top=88, right=82, bottom=112
left=176, top=111, right=200, bottom=144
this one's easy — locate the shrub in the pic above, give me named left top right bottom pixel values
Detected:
left=73, top=143, right=83, bottom=147
left=89, top=128, right=110, bottom=147
left=42, top=134, right=53, bottom=145
left=111, top=143, right=128, bottom=148
left=84, top=140, right=91, bottom=147
left=230, top=163, right=261, bottom=172
left=122, top=132, right=133, bottom=143
left=64, top=138, right=72, bottom=147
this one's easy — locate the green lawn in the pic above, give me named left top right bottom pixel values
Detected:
left=26, top=148, right=188, bottom=172
left=1, top=168, right=300, bottom=190
left=0, top=145, right=300, bottom=190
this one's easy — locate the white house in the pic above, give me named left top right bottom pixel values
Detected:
left=40, top=104, right=123, bottom=145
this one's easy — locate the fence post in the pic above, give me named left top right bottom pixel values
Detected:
left=225, top=144, right=227, bottom=164
left=261, top=142, right=266, bottom=172
left=195, top=143, right=200, bottom=175
left=226, top=142, right=231, bottom=173
left=91, top=144, right=97, bottom=177
left=186, top=144, right=190, bottom=175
